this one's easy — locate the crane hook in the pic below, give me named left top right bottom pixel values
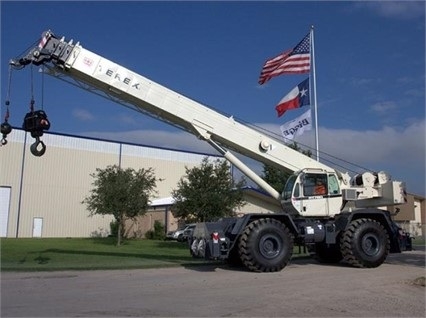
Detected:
left=30, top=136, right=46, bottom=156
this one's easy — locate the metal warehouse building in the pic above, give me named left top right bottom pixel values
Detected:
left=0, top=129, right=227, bottom=238
left=0, top=129, right=281, bottom=238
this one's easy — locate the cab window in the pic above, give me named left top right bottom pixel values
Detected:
left=303, top=174, right=327, bottom=196
left=293, top=182, right=300, bottom=197
left=282, top=175, right=297, bottom=200
left=328, top=174, right=340, bottom=194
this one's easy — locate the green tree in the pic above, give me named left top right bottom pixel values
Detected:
left=262, top=165, right=292, bottom=193
left=172, top=157, right=246, bottom=222
left=82, top=165, right=159, bottom=246
left=262, top=142, right=312, bottom=193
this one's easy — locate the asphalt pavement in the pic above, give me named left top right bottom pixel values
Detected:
left=1, top=249, right=425, bottom=317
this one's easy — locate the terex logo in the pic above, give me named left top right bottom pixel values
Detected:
left=83, top=57, right=93, bottom=67
left=105, top=68, right=140, bottom=90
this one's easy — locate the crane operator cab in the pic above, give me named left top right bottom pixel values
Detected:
left=281, top=169, right=343, bottom=217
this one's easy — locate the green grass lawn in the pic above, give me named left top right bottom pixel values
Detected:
left=1, top=237, right=310, bottom=272
left=2, top=237, right=422, bottom=272
left=412, top=236, right=425, bottom=245
left=0, top=238, right=211, bottom=272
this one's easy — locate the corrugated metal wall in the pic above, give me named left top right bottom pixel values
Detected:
left=0, top=129, right=216, bottom=238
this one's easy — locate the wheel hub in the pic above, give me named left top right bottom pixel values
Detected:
left=362, top=234, right=379, bottom=256
left=259, top=234, right=281, bottom=259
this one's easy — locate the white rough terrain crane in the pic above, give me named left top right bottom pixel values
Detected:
left=3, top=30, right=407, bottom=272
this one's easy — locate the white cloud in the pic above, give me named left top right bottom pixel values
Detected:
left=116, top=114, right=137, bottom=125
left=350, top=77, right=379, bottom=86
left=250, top=120, right=425, bottom=195
left=298, top=120, right=425, bottom=195
left=354, top=2, right=425, bottom=20
left=405, top=88, right=425, bottom=98
left=316, top=125, right=423, bottom=166
left=370, top=101, right=397, bottom=114
left=72, top=109, right=95, bottom=121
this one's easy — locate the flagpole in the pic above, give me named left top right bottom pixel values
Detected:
left=310, top=25, right=320, bottom=161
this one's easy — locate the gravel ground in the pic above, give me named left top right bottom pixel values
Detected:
left=1, top=249, right=425, bottom=317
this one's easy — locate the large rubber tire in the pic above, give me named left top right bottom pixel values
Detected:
left=313, top=242, right=343, bottom=264
left=238, top=218, right=293, bottom=272
left=340, top=218, right=390, bottom=268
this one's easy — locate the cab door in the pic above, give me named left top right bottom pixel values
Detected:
left=300, top=173, right=329, bottom=217
left=325, top=173, right=343, bottom=214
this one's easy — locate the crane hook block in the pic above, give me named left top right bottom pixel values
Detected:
left=22, top=110, right=50, bottom=156
left=1, top=121, right=12, bottom=145
left=23, top=110, right=50, bottom=137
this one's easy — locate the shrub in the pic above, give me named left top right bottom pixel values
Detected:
left=145, top=220, right=166, bottom=240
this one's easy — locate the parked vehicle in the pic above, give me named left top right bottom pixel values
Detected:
left=166, top=224, right=196, bottom=242
left=181, top=224, right=196, bottom=242
left=177, top=224, right=196, bottom=242
left=165, top=230, right=177, bottom=240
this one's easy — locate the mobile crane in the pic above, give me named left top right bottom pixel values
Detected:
left=3, top=30, right=407, bottom=272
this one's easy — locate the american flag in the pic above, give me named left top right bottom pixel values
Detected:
left=258, top=33, right=310, bottom=85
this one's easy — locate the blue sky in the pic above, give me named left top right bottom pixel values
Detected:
left=1, top=1, right=425, bottom=196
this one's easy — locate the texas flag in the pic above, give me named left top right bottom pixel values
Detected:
left=275, top=78, right=310, bottom=117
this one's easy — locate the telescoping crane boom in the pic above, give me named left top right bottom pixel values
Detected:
left=6, top=30, right=408, bottom=272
